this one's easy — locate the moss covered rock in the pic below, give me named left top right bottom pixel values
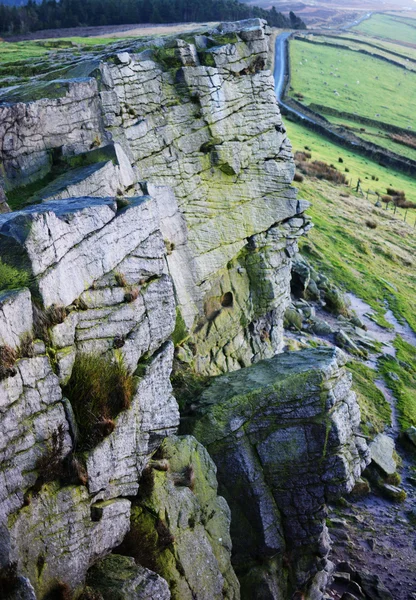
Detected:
left=182, top=347, right=369, bottom=599
left=117, top=435, right=240, bottom=600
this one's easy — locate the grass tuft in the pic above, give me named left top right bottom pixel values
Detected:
left=0, top=345, right=17, bottom=380
left=0, top=259, right=31, bottom=292
left=33, top=304, right=67, bottom=341
left=64, top=353, right=135, bottom=449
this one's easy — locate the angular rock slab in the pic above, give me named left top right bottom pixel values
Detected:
left=183, top=347, right=369, bottom=599
left=369, top=433, right=396, bottom=476
left=0, top=288, right=33, bottom=350
left=0, top=355, right=72, bottom=520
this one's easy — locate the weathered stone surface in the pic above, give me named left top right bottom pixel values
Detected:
left=8, top=484, right=131, bottom=597
left=183, top=347, right=369, bottom=599
left=118, top=435, right=240, bottom=600
left=0, top=78, right=106, bottom=188
left=0, top=355, right=72, bottom=519
left=0, top=288, right=33, bottom=350
left=0, top=19, right=349, bottom=600
left=87, top=342, right=179, bottom=500
left=369, top=434, right=396, bottom=476
left=0, top=19, right=307, bottom=375
left=86, top=554, right=171, bottom=600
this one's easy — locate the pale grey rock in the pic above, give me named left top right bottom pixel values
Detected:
left=50, top=311, right=79, bottom=349
left=86, top=342, right=179, bottom=500
left=176, top=39, right=200, bottom=67
left=0, top=197, right=117, bottom=277
left=0, top=356, right=72, bottom=520
left=9, top=484, right=131, bottom=597
left=0, top=78, right=106, bottom=188
left=0, top=289, right=33, bottom=350
left=369, top=434, right=396, bottom=476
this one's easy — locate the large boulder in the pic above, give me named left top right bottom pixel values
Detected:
left=182, top=347, right=369, bottom=599
left=369, top=434, right=396, bottom=476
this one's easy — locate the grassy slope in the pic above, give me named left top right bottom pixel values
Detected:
left=354, top=13, right=416, bottom=45
left=311, top=35, right=416, bottom=71
left=286, top=119, right=416, bottom=328
left=286, top=120, right=416, bottom=428
left=289, top=39, right=416, bottom=131
left=338, top=32, right=416, bottom=61
left=348, top=361, right=392, bottom=436
left=380, top=337, right=416, bottom=430
left=0, top=36, right=130, bottom=65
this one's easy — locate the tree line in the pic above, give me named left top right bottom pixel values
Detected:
left=0, top=0, right=306, bottom=36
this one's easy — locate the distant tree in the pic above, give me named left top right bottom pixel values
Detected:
left=0, top=0, right=307, bottom=35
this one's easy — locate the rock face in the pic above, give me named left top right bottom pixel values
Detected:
left=0, top=194, right=182, bottom=597
left=182, top=347, right=369, bottom=599
left=0, top=18, right=366, bottom=600
left=0, top=18, right=310, bottom=376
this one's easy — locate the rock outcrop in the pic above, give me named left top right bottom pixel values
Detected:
left=0, top=18, right=367, bottom=600
left=0, top=18, right=310, bottom=376
left=182, top=347, right=369, bottom=599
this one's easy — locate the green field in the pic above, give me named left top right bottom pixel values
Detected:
left=354, top=13, right=416, bottom=45
left=289, top=39, right=416, bottom=131
left=338, top=32, right=416, bottom=61
left=308, top=35, right=416, bottom=71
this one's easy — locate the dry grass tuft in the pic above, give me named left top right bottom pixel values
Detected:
left=0, top=345, right=18, bottom=380
left=35, top=424, right=67, bottom=486
left=33, top=304, right=67, bottom=341
left=115, top=272, right=128, bottom=287
left=64, top=353, right=135, bottom=449
left=295, top=156, right=347, bottom=185
left=43, top=581, right=72, bottom=600
left=124, top=286, right=139, bottom=303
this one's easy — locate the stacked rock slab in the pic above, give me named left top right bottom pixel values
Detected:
left=0, top=18, right=310, bottom=376
left=182, top=348, right=369, bottom=599
left=0, top=195, right=180, bottom=596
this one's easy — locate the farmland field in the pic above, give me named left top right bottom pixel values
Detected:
left=354, top=13, right=416, bottom=45
left=288, top=38, right=416, bottom=131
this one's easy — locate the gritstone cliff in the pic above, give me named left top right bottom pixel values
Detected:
left=0, top=19, right=368, bottom=600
